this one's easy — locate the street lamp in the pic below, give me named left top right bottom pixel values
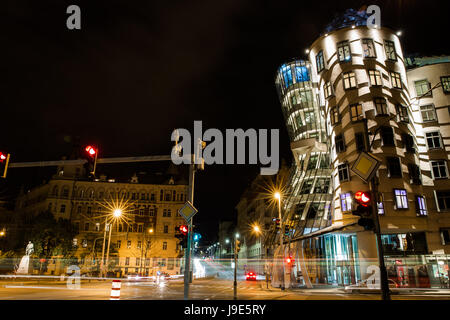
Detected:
left=274, top=191, right=285, bottom=291
left=101, top=208, right=122, bottom=278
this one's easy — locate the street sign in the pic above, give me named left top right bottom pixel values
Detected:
left=351, top=151, right=381, bottom=182
left=178, top=201, right=198, bottom=222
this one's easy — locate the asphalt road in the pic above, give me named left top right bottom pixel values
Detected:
left=0, top=277, right=449, bottom=300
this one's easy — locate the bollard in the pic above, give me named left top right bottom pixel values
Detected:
left=110, top=280, right=121, bottom=300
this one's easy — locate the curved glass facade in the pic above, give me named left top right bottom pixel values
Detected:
left=275, top=60, right=333, bottom=238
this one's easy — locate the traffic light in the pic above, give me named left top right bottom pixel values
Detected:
left=272, top=218, right=280, bottom=230
left=352, top=191, right=375, bottom=231
left=193, top=233, right=201, bottom=242
left=284, top=225, right=290, bottom=236
left=235, top=239, right=241, bottom=253
left=176, top=225, right=188, bottom=248
left=0, top=152, right=10, bottom=178
left=83, top=145, right=98, bottom=177
left=285, top=256, right=295, bottom=265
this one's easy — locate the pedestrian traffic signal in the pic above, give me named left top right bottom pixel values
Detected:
left=83, top=145, right=98, bottom=178
left=352, top=191, right=375, bottom=231
left=0, top=152, right=10, bottom=178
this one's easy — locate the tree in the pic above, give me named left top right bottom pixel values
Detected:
left=27, top=211, right=77, bottom=260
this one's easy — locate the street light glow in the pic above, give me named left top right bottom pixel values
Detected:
left=225, top=239, right=230, bottom=244
left=113, top=209, right=122, bottom=218
left=149, top=228, right=154, bottom=233
left=253, top=225, right=261, bottom=233
left=274, top=192, right=281, bottom=200
left=235, top=233, right=239, bottom=238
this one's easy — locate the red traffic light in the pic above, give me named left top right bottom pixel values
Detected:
left=355, top=191, right=371, bottom=207
left=85, top=146, right=97, bottom=157
left=179, top=225, right=188, bottom=235
left=0, top=153, right=6, bottom=162
left=285, top=256, right=294, bottom=264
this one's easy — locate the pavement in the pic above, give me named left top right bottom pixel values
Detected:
left=0, top=276, right=450, bottom=300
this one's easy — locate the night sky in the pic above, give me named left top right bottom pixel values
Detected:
left=2, top=0, right=449, bottom=242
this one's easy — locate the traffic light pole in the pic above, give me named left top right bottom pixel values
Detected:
left=363, top=119, right=390, bottom=300
left=183, top=156, right=195, bottom=300
left=277, top=198, right=285, bottom=291
left=233, top=238, right=237, bottom=300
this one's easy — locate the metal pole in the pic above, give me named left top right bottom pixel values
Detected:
left=363, top=119, right=391, bottom=300
left=233, top=238, right=237, bottom=300
left=278, top=197, right=285, bottom=291
left=100, top=217, right=107, bottom=278
left=105, top=221, right=113, bottom=278
left=183, top=156, right=195, bottom=300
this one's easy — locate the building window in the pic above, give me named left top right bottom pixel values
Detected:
left=390, top=71, right=402, bottom=89
left=381, top=126, right=395, bottom=146
left=117, top=240, right=121, bottom=249
left=384, top=40, right=397, bottom=61
left=150, top=193, right=155, bottom=201
left=95, top=223, right=100, bottom=232
left=125, top=257, right=130, bottom=266
left=163, top=242, right=167, bottom=250
left=396, top=105, right=409, bottom=122
left=355, top=132, right=365, bottom=151
left=87, top=207, right=91, bottom=214
left=163, top=209, right=167, bottom=217
left=128, top=225, right=132, bottom=232
left=414, top=79, right=431, bottom=97
left=350, top=103, right=363, bottom=121
left=337, top=41, right=351, bottom=62
left=343, top=71, right=356, bottom=89
left=394, top=189, right=408, bottom=209
left=167, top=209, right=171, bottom=217
left=84, top=223, right=89, bottom=231
left=368, top=69, right=382, bottom=86
left=441, top=228, right=450, bottom=245
left=426, top=131, right=442, bottom=149
left=324, top=82, right=333, bottom=98
left=377, top=193, right=385, bottom=215
left=415, top=196, right=428, bottom=216
left=374, top=97, right=388, bottom=115
left=77, top=206, right=82, bottom=214
left=335, top=134, right=346, bottom=153
left=316, top=50, right=325, bottom=72
left=431, top=160, right=448, bottom=179
left=408, top=164, right=422, bottom=185
left=387, top=157, right=402, bottom=178
left=420, top=105, right=436, bottom=122
left=436, top=191, right=450, bottom=212
left=300, top=179, right=313, bottom=194
left=138, top=225, right=143, bottom=233
left=139, top=208, right=144, bottom=216
left=149, top=207, right=155, bottom=217
left=136, top=258, right=140, bottom=267
left=362, top=38, right=376, bottom=58
left=338, top=163, right=349, bottom=182
left=165, top=192, right=171, bottom=201
left=441, top=76, right=450, bottom=93
left=314, top=178, right=330, bottom=193
left=330, top=107, right=339, bottom=125
left=137, top=241, right=141, bottom=249
left=340, top=193, right=352, bottom=212
left=164, top=225, right=168, bottom=233
left=127, top=241, right=131, bottom=249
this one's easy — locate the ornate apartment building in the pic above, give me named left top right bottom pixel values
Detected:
left=13, top=163, right=188, bottom=276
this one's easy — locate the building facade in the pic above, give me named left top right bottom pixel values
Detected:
left=271, top=11, right=450, bottom=289
left=13, top=163, right=188, bottom=276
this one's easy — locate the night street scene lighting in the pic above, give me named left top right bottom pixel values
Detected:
left=1, top=2, right=450, bottom=317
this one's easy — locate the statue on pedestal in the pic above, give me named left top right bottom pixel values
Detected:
left=16, top=241, right=34, bottom=275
